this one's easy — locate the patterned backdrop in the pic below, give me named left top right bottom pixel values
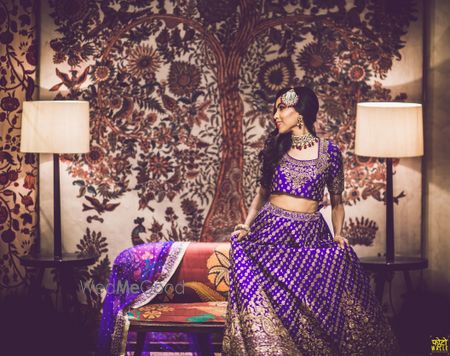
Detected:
left=2, top=0, right=422, bottom=317
left=0, top=0, right=37, bottom=293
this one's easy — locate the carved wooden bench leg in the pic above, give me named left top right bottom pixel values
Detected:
left=135, top=331, right=146, bottom=356
left=192, top=333, right=214, bottom=356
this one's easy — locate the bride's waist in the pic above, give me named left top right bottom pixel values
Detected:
left=268, top=193, right=320, bottom=213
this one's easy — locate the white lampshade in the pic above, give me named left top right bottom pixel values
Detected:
left=20, top=101, right=90, bottom=153
left=355, top=102, right=423, bottom=158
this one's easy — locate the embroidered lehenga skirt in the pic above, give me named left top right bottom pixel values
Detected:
left=222, top=201, right=399, bottom=356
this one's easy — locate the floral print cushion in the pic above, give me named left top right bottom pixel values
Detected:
left=128, top=301, right=227, bottom=323
left=153, top=242, right=231, bottom=303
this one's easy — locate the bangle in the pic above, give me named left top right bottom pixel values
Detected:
left=334, top=234, right=347, bottom=240
left=234, top=223, right=250, bottom=233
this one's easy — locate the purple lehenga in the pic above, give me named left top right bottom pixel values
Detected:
left=222, top=139, right=399, bottom=355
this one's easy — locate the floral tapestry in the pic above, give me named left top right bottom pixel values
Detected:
left=36, top=0, right=422, bottom=313
left=0, top=0, right=37, bottom=296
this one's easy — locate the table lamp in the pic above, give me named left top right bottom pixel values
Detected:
left=20, top=101, right=90, bottom=261
left=355, top=102, right=423, bottom=263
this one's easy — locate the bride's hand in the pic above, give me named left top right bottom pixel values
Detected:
left=333, top=235, right=348, bottom=249
left=231, top=229, right=249, bottom=242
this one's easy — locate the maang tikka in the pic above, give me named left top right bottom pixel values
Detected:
left=281, top=88, right=299, bottom=107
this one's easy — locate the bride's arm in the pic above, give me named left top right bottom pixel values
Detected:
left=330, top=194, right=348, bottom=248
left=330, top=194, right=345, bottom=236
left=243, top=185, right=270, bottom=227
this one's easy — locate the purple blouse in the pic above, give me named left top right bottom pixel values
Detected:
left=270, top=138, right=344, bottom=201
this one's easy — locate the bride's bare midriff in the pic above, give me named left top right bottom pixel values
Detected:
left=269, top=193, right=319, bottom=213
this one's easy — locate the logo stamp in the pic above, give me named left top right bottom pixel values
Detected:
left=431, top=336, right=449, bottom=355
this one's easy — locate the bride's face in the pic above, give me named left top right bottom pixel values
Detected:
left=273, top=97, right=299, bottom=134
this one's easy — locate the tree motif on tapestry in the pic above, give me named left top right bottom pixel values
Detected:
left=47, top=0, right=417, bottom=242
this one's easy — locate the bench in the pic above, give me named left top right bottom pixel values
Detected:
left=124, top=242, right=230, bottom=355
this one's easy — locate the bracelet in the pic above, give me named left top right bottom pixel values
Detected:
left=234, top=223, right=250, bottom=233
left=334, top=234, right=347, bottom=240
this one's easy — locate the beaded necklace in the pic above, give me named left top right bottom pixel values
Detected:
left=291, top=132, right=318, bottom=150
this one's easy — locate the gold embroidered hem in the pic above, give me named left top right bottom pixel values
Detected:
left=222, top=285, right=302, bottom=356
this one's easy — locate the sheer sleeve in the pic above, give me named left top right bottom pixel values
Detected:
left=326, top=143, right=344, bottom=195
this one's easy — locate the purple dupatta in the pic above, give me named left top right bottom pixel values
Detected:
left=97, top=241, right=190, bottom=355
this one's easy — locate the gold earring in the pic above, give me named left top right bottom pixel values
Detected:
left=297, top=116, right=303, bottom=129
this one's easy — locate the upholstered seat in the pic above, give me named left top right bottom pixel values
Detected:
left=128, top=301, right=227, bottom=324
